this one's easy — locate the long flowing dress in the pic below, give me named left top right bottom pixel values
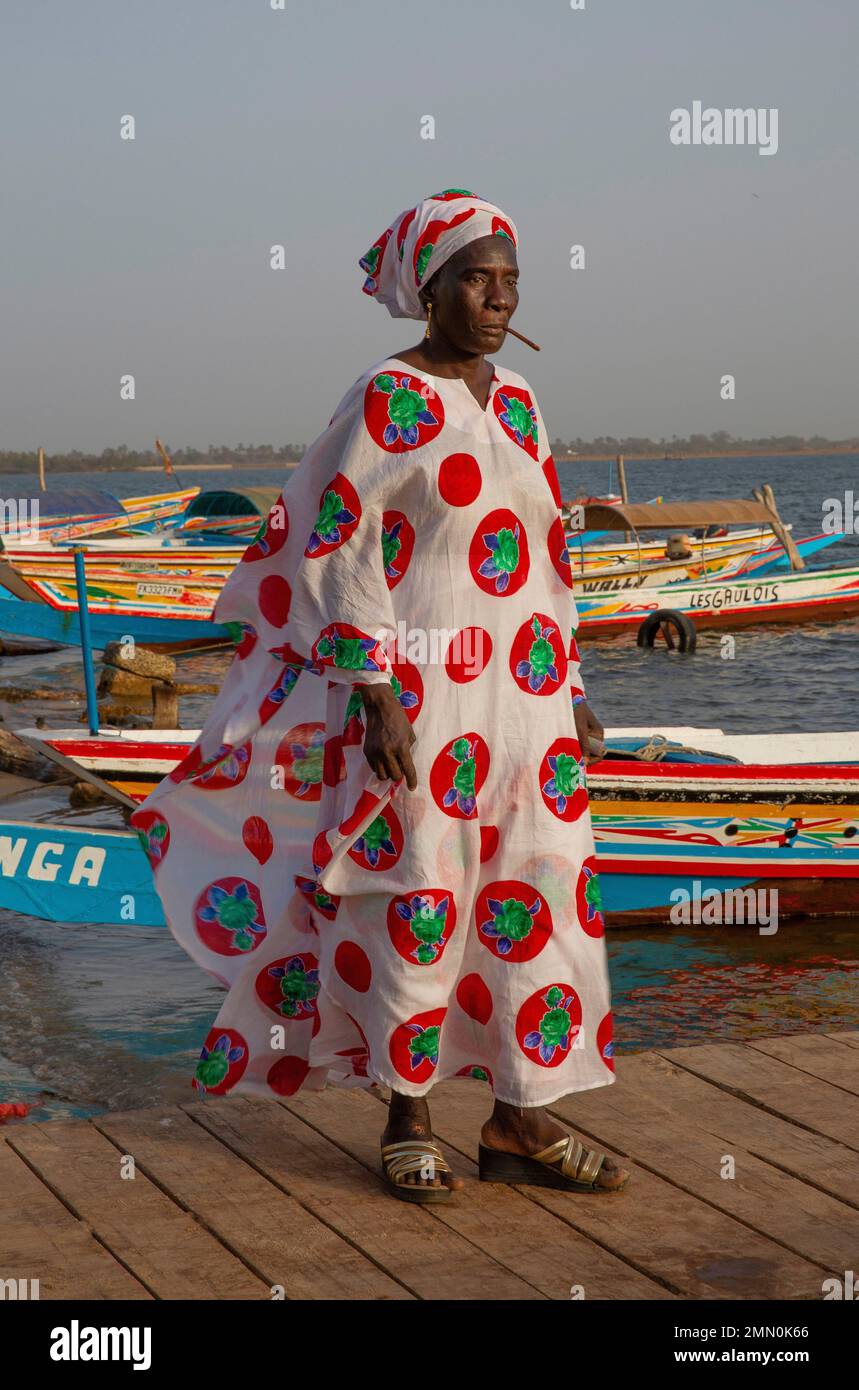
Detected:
left=131, top=357, right=615, bottom=1106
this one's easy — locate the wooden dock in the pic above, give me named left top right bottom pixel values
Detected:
left=3, top=1031, right=858, bottom=1300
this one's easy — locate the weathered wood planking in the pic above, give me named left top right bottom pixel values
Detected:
left=2, top=1033, right=858, bottom=1301
left=744, top=1034, right=859, bottom=1096
left=285, top=1085, right=671, bottom=1300
left=656, top=1042, right=859, bottom=1149
left=544, top=1061, right=858, bottom=1272
left=607, top=1052, right=859, bottom=1205
left=0, top=1139, right=150, bottom=1301
left=825, top=1031, right=859, bottom=1050
left=413, top=1078, right=828, bottom=1299
left=95, top=1104, right=410, bottom=1301
left=8, top=1117, right=268, bottom=1299
left=188, top=1093, right=539, bottom=1300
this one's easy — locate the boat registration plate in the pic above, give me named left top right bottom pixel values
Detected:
left=136, top=582, right=184, bottom=598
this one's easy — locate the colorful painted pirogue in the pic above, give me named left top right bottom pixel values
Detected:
left=2, top=803, right=856, bottom=929
left=13, top=723, right=859, bottom=926
left=0, top=486, right=199, bottom=543
left=576, top=562, right=859, bottom=634
left=19, top=725, right=859, bottom=808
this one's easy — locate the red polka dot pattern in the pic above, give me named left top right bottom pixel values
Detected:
left=257, top=575, right=292, bottom=627
left=335, top=940, right=373, bottom=992
left=444, top=627, right=492, bottom=683
left=438, top=453, right=482, bottom=505
left=456, top=973, right=493, bottom=1025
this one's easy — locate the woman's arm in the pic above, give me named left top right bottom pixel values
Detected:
left=358, top=682, right=418, bottom=788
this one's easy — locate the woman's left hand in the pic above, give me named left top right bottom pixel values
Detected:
left=574, top=700, right=605, bottom=765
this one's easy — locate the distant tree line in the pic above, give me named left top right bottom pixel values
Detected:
left=1, top=430, right=857, bottom=475
left=0, top=443, right=306, bottom=474
left=551, top=429, right=859, bottom=458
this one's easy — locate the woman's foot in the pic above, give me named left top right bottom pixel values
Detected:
left=481, top=1101, right=629, bottom=1191
left=381, top=1092, right=464, bottom=1192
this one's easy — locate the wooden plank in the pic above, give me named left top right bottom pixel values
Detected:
left=96, top=1105, right=408, bottom=1300
left=603, top=1052, right=859, bottom=1206
left=746, top=1034, right=859, bottom=1096
left=287, top=1085, right=671, bottom=1300
left=421, top=1076, right=828, bottom=1299
left=826, top=1032, right=859, bottom=1050
left=9, top=1116, right=268, bottom=1299
left=657, top=1041, right=859, bottom=1149
left=188, top=1092, right=540, bottom=1300
left=0, top=1139, right=150, bottom=1301
left=538, top=1062, right=859, bottom=1272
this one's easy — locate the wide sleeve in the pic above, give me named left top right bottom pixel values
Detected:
left=213, top=379, right=398, bottom=689
left=530, top=388, right=588, bottom=706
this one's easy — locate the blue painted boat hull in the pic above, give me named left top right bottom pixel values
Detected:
left=0, top=591, right=230, bottom=650
left=0, top=821, right=165, bottom=926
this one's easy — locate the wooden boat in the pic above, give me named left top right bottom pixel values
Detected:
left=0, top=486, right=199, bottom=545
left=565, top=491, right=801, bottom=572
left=589, top=728, right=859, bottom=805
left=566, top=498, right=858, bottom=634
left=10, top=568, right=224, bottom=614
left=16, top=727, right=198, bottom=802
left=17, top=724, right=859, bottom=808
left=593, top=805, right=859, bottom=924
left=172, top=487, right=282, bottom=539
left=577, top=561, right=859, bottom=635
left=573, top=531, right=840, bottom=595
left=0, top=559, right=231, bottom=653
left=2, top=803, right=855, bottom=928
left=0, top=817, right=165, bottom=926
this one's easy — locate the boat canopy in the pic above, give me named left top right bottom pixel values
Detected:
left=183, top=487, right=281, bottom=519
left=10, top=487, right=128, bottom=525
left=580, top=499, right=775, bottom=533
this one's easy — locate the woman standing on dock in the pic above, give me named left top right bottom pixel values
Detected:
left=133, top=190, right=629, bottom=1201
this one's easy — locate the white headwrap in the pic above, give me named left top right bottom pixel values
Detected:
left=359, top=189, right=519, bottom=321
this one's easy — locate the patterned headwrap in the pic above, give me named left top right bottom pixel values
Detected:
left=359, top=188, right=518, bottom=321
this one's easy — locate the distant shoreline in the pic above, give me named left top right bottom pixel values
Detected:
left=0, top=448, right=857, bottom=479
left=555, top=448, right=859, bottom=464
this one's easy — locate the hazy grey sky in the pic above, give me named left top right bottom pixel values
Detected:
left=1, top=0, right=856, bottom=452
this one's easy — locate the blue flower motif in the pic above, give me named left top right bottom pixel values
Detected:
left=541, top=755, right=580, bottom=813
left=395, top=893, right=450, bottom=963
left=478, top=524, right=520, bottom=594
left=479, top=895, right=540, bottom=955
left=406, top=1022, right=440, bottom=1070
left=352, top=818, right=397, bottom=868
left=523, top=989, right=576, bottom=1064
left=263, top=664, right=300, bottom=709
left=194, top=1033, right=246, bottom=1093
left=382, top=517, right=404, bottom=580
left=375, top=373, right=438, bottom=446
left=195, top=744, right=249, bottom=785
left=496, top=392, right=537, bottom=448
left=305, top=492, right=357, bottom=554
left=514, top=617, right=559, bottom=693
left=287, top=727, right=325, bottom=796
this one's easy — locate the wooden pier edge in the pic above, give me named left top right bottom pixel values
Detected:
left=1, top=1031, right=858, bottom=1301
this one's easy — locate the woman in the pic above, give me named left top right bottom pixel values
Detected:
left=132, top=190, right=630, bottom=1202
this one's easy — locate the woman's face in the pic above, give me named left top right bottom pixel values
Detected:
left=424, top=235, right=519, bottom=355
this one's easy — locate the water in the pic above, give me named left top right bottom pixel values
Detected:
left=1, top=455, right=857, bottom=1121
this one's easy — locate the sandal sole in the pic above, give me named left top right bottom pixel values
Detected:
left=384, top=1179, right=453, bottom=1204
left=478, top=1143, right=628, bottom=1194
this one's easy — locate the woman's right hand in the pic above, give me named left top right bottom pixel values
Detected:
left=358, top=683, right=418, bottom=789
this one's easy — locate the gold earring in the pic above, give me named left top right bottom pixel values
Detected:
left=423, top=301, right=432, bottom=339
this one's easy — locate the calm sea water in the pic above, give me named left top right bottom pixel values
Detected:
left=1, top=454, right=857, bottom=1120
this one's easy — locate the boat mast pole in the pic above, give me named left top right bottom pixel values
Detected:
left=73, top=547, right=99, bottom=736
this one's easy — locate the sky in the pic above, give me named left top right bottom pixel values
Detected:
left=0, top=0, right=857, bottom=453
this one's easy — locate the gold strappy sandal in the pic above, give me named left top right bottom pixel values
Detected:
left=380, top=1139, right=454, bottom=1203
left=478, top=1135, right=629, bottom=1193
